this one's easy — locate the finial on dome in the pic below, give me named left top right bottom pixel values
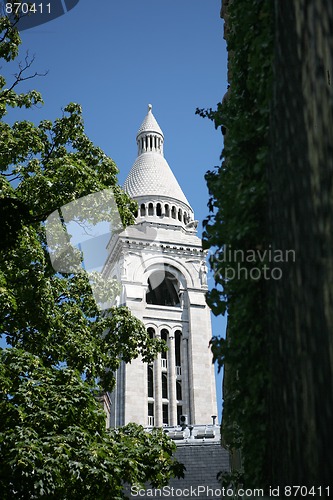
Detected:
left=148, top=103, right=152, bottom=112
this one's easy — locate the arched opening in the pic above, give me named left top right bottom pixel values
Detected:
left=161, top=329, right=168, bottom=368
left=162, top=403, right=169, bottom=425
left=148, top=402, right=154, bottom=426
left=171, top=206, right=176, bottom=219
left=140, top=203, right=146, bottom=216
left=176, top=380, right=182, bottom=401
left=146, top=269, right=180, bottom=307
left=147, top=327, right=155, bottom=339
left=165, top=204, right=170, bottom=217
left=156, top=203, right=162, bottom=216
left=177, top=405, right=183, bottom=425
left=178, top=209, right=182, bottom=221
left=175, top=330, right=182, bottom=367
left=162, top=372, right=168, bottom=399
left=147, top=365, right=154, bottom=398
left=148, top=203, right=154, bottom=216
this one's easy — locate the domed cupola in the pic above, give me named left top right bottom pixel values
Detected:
left=136, top=103, right=164, bottom=156
left=124, top=105, right=195, bottom=227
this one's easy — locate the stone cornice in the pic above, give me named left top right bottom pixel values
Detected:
left=104, top=234, right=205, bottom=273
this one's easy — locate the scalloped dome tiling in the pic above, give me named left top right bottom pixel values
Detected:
left=124, top=152, right=190, bottom=206
left=124, top=105, right=192, bottom=210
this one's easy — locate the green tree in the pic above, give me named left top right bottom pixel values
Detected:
left=0, top=16, right=184, bottom=499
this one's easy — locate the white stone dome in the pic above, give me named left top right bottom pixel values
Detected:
left=124, top=105, right=192, bottom=212
left=124, top=152, right=191, bottom=208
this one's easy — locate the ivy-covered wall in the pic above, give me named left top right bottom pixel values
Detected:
left=202, top=0, right=333, bottom=490
left=199, top=0, right=273, bottom=489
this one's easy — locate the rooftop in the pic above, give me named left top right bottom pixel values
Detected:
left=124, top=105, right=192, bottom=210
left=137, top=103, right=164, bottom=138
left=145, top=423, right=221, bottom=445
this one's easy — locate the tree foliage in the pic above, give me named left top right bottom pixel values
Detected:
left=197, top=0, right=273, bottom=490
left=0, top=15, right=184, bottom=498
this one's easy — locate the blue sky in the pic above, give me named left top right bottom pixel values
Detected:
left=3, top=0, right=228, bottom=421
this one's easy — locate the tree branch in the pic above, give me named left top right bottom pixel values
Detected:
left=1, top=53, right=48, bottom=99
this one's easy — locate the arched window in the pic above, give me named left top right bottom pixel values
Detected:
left=177, top=406, right=183, bottom=425
left=147, top=365, right=154, bottom=398
left=171, top=206, right=176, bottom=219
left=146, top=269, right=180, bottom=307
left=148, top=402, right=154, bottom=426
left=161, top=329, right=168, bottom=367
left=140, top=203, right=146, bottom=216
left=147, top=327, right=155, bottom=339
left=165, top=204, right=170, bottom=217
left=176, top=380, right=182, bottom=401
left=156, top=203, right=162, bottom=216
left=178, top=209, right=182, bottom=221
left=162, top=403, right=169, bottom=425
left=183, top=212, right=187, bottom=223
left=148, top=203, right=154, bottom=216
left=175, top=330, right=182, bottom=366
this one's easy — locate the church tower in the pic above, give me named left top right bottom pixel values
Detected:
left=104, top=105, right=217, bottom=428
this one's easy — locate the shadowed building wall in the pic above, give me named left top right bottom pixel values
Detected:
left=268, top=0, right=333, bottom=486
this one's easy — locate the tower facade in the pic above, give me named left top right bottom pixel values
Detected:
left=104, top=105, right=217, bottom=427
